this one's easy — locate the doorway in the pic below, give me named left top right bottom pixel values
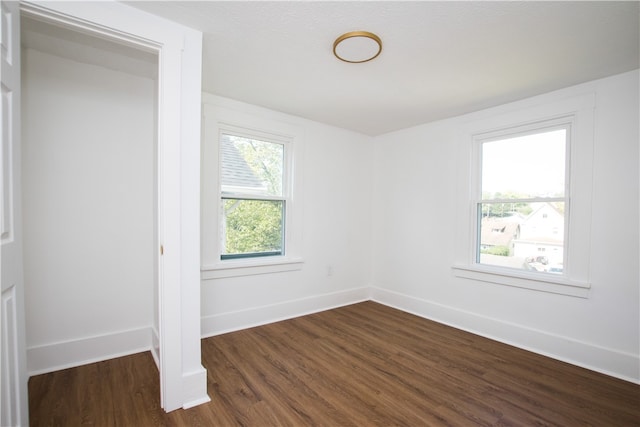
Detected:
left=20, top=17, right=160, bottom=374
left=2, top=1, right=207, bottom=416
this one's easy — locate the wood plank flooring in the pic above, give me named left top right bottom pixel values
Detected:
left=29, top=302, right=640, bottom=426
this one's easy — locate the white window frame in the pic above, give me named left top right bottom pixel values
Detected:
left=474, top=119, right=570, bottom=270
left=452, top=93, right=595, bottom=298
left=201, top=103, right=304, bottom=279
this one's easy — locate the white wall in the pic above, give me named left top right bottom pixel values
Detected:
left=200, top=94, right=373, bottom=336
left=371, top=70, right=639, bottom=382
left=21, top=47, right=156, bottom=374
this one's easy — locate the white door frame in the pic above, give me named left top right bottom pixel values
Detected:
left=19, top=0, right=207, bottom=412
left=1, top=1, right=28, bottom=423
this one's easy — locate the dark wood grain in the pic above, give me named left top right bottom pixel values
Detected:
left=29, top=301, right=640, bottom=426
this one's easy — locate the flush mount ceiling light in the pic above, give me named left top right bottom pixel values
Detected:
left=333, top=31, right=382, bottom=63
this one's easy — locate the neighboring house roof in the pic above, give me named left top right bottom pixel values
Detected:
left=481, top=218, right=520, bottom=247
left=220, top=135, right=266, bottom=192
left=526, top=202, right=564, bottom=220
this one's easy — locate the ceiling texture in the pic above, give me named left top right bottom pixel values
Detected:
left=128, top=1, right=639, bottom=136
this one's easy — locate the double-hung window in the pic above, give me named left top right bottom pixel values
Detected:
left=453, top=93, right=595, bottom=297
left=477, top=123, right=568, bottom=275
left=219, top=132, right=288, bottom=260
left=201, top=101, right=303, bottom=278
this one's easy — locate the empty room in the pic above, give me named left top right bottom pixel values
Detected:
left=1, top=1, right=638, bottom=425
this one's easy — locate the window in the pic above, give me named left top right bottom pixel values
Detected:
left=219, top=133, right=287, bottom=260
left=452, top=93, right=595, bottom=297
left=201, top=101, right=303, bottom=278
left=477, top=125, right=568, bottom=275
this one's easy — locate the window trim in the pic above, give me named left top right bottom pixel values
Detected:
left=201, top=103, right=304, bottom=279
left=452, top=93, right=595, bottom=297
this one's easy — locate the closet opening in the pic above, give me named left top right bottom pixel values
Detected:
left=20, top=16, right=161, bottom=379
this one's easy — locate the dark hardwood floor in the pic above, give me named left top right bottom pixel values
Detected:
left=29, top=301, right=640, bottom=426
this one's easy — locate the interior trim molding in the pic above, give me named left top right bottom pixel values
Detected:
left=150, top=327, right=160, bottom=369
left=182, top=366, right=211, bottom=409
left=26, top=327, right=152, bottom=376
left=369, top=286, right=639, bottom=384
left=201, top=286, right=371, bottom=338
left=26, top=286, right=638, bottom=386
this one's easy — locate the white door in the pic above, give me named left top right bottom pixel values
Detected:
left=0, top=0, right=29, bottom=425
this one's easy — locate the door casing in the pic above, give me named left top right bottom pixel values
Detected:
left=15, top=0, right=207, bottom=412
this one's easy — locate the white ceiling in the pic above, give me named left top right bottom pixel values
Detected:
left=129, top=2, right=638, bottom=135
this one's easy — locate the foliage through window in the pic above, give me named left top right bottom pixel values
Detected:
left=477, top=126, right=568, bottom=275
left=220, top=133, right=286, bottom=260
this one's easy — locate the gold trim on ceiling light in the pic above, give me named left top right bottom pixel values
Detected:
left=333, top=31, right=382, bottom=63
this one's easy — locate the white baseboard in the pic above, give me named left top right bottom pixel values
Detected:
left=182, top=366, right=211, bottom=409
left=370, top=287, right=640, bottom=384
left=201, top=286, right=371, bottom=338
left=27, top=326, right=152, bottom=376
left=27, top=286, right=638, bottom=387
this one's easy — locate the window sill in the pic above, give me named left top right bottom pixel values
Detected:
left=452, top=264, right=590, bottom=298
left=202, top=256, right=304, bottom=280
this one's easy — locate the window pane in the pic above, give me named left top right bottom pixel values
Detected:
left=482, top=129, right=566, bottom=199
left=220, top=134, right=284, bottom=197
left=221, top=199, right=284, bottom=258
left=478, top=202, right=564, bottom=274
